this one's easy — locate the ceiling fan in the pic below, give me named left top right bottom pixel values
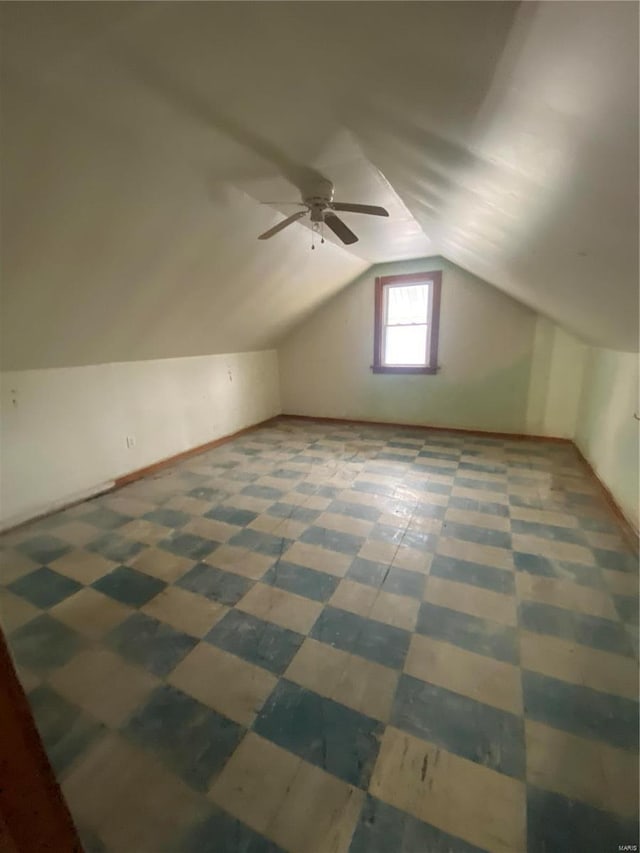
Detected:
left=258, top=178, right=389, bottom=245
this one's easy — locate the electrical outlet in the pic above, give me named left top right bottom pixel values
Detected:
left=126, top=435, right=136, bottom=449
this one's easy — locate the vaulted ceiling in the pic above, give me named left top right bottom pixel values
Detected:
left=1, top=1, right=638, bottom=370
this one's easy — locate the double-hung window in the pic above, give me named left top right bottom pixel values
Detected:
left=373, top=271, right=442, bottom=374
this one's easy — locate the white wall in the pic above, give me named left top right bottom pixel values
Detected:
left=575, top=347, right=639, bottom=531
left=0, top=350, right=280, bottom=529
left=278, top=258, right=539, bottom=433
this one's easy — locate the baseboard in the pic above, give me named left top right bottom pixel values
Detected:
left=0, top=415, right=280, bottom=536
left=0, top=482, right=115, bottom=535
left=277, top=413, right=572, bottom=444
left=573, top=445, right=639, bottom=553
left=113, top=415, right=281, bottom=488
left=279, top=413, right=639, bottom=554
left=4, top=412, right=637, bottom=557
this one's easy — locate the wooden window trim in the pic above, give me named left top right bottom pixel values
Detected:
left=372, top=270, right=442, bottom=374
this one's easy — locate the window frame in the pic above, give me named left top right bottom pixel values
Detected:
left=372, top=270, right=442, bottom=374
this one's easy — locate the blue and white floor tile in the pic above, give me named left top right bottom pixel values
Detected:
left=1, top=418, right=638, bottom=852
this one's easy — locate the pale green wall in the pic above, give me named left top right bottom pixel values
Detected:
left=526, top=318, right=587, bottom=438
left=575, top=348, right=639, bottom=531
left=279, top=257, right=538, bottom=433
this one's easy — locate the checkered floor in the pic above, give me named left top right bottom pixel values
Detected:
left=1, top=417, right=638, bottom=852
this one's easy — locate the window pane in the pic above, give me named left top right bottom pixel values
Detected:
left=384, top=325, right=428, bottom=365
left=386, top=284, right=428, bottom=325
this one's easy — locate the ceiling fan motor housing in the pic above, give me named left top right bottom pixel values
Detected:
left=304, top=179, right=334, bottom=221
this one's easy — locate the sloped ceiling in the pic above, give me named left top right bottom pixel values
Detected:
left=1, top=1, right=637, bottom=370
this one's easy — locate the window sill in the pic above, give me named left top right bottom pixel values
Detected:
left=371, top=365, right=438, bottom=375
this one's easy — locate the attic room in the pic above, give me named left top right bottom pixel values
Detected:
left=0, top=2, right=638, bottom=851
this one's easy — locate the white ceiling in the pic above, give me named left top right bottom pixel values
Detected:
left=1, top=1, right=638, bottom=370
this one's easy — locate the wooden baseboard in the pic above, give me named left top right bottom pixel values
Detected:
left=280, top=414, right=638, bottom=554
left=4, top=412, right=637, bottom=556
left=113, top=415, right=280, bottom=488
left=277, top=413, right=572, bottom=444
left=573, top=445, right=639, bottom=553
left=1, top=416, right=280, bottom=536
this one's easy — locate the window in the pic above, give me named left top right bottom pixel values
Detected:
left=373, top=271, right=442, bottom=374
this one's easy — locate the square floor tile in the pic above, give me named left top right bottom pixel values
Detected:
left=0, top=550, right=40, bottom=584
left=519, top=630, right=638, bottom=700
left=205, top=609, right=304, bottom=675
left=300, top=525, right=365, bottom=556
left=282, top=542, right=352, bottom=577
left=130, top=547, right=195, bottom=582
left=49, top=588, right=132, bottom=641
left=370, top=591, right=420, bottom=632
left=0, top=588, right=40, bottom=633
left=158, top=532, right=219, bottom=560
left=285, top=638, right=399, bottom=722
left=518, top=600, right=633, bottom=657
left=430, top=554, right=515, bottom=595
left=205, top=505, right=258, bottom=527
left=17, top=534, right=72, bottom=564
left=525, top=718, right=638, bottom=818
left=254, top=679, right=383, bottom=788
left=228, top=528, right=292, bottom=558
left=369, top=726, right=526, bottom=853
left=392, top=673, right=525, bottom=778
left=204, top=544, right=274, bottom=580
left=48, top=550, right=117, bottom=585
left=526, top=785, right=639, bottom=853
left=516, top=572, right=617, bottom=619
left=417, top=602, right=519, bottom=664
left=261, top=560, right=339, bottom=603
left=142, top=585, right=227, bottom=638
left=116, top=518, right=172, bottom=547
left=405, top=633, right=522, bottom=715
left=592, top=547, right=638, bottom=573
left=329, top=578, right=379, bottom=618
left=8, top=566, right=82, bottom=609
left=142, top=508, right=192, bottom=528
left=29, top=684, right=105, bottom=775
left=311, top=605, right=410, bottom=670
left=424, top=576, right=518, bottom=626
left=350, top=795, right=485, bottom=853
left=62, top=732, right=210, bottom=853
left=81, top=507, right=133, bottom=531
left=522, top=670, right=639, bottom=752
left=87, top=533, right=146, bottom=564
left=177, top=562, right=253, bottom=605
left=106, top=612, right=198, bottom=677
left=208, top=732, right=300, bottom=837
left=10, top=613, right=86, bottom=673
left=50, top=647, right=160, bottom=727
left=213, top=731, right=364, bottom=853
left=169, top=642, right=277, bottom=726
left=237, top=583, right=322, bottom=635
left=174, top=804, right=285, bottom=853
left=124, top=683, right=244, bottom=792
left=93, top=566, right=166, bottom=607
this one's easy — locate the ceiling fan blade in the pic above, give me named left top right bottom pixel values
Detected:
left=324, top=213, right=358, bottom=245
left=258, top=209, right=307, bottom=240
left=331, top=202, right=389, bottom=217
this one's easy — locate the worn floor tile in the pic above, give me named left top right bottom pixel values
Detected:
left=369, top=726, right=526, bottom=853
left=405, top=633, right=522, bottom=715
left=236, top=582, right=322, bottom=635
left=142, top=585, right=227, bottom=637
left=169, top=642, right=277, bottom=726
left=50, top=647, right=159, bottom=727
left=2, top=420, right=637, bottom=853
